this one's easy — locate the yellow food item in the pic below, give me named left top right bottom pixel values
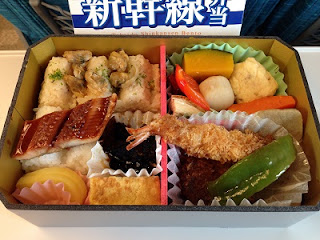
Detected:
left=89, top=176, right=161, bottom=205
left=183, top=49, right=234, bottom=81
left=229, top=57, right=278, bottom=103
left=16, top=167, right=87, bottom=204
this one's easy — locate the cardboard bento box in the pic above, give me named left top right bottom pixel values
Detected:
left=0, top=35, right=320, bottom=227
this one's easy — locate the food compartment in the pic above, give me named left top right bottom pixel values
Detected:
left=0, top=36, right=168, bottom=206
left=167, top=111, right=310, bottom=206
left=164, top=38, right=320, bottom=207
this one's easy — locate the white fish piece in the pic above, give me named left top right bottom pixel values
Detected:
left=115, top=55, right=160, bottom=113
left=38, top=57, right=76, bottom=110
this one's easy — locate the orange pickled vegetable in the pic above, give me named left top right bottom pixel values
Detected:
left=183, top=49, right=234, bottom=81
left=228, top=96, right=296, bottom=114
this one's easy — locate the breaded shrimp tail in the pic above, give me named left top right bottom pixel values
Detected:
left=126, top=114, right=272, bottom=163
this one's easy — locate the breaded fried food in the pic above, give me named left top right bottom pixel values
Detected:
left=179, top=151, right=233, bottom=204
left=127, top=114, right=273, bottom=163
left=230, top=57, right=278, bottom=103
left=89, top=176, right=161, bottom=205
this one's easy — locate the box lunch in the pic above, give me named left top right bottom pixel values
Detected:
left=0, top=35, right=320, bottom=227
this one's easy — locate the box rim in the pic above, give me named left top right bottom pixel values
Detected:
left=0, top=35, right=319, bottom=212
left=0, top=49, right=30, bottom=153
left=292, top=49, right=320, bottom=138
left=29, top=34, right=295, bottom=48
left=2, top=199, right=319, bottom=212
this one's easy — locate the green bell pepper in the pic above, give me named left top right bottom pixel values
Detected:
left=207, top=135, right=296, bottom=205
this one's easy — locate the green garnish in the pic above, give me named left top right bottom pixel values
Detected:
left=95, top=66, right=110, bottom=82
left=79, top=56, right=85, bottom=64
left=135, top=77, right=142, bottom=87
left=148, top=79, right=155, bottom=90
left=128, top=64, right=134, bottom=74
left=135, top=73, right=147, bottom=87
left=101, top=68, right=109, bottom=80
left=49, top=69, right=63, bottom=82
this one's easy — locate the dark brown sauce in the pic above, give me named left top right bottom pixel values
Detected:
left=55, top=98, right=110, bottom=144
left=13, top=110, right=70, bottom=157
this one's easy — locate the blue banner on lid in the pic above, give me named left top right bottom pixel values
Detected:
left=69, top=0, right=246, bottom=35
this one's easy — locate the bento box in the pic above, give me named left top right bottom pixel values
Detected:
left=0, top=35, right=320, bottom=227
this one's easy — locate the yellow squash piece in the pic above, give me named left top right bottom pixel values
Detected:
left=16, top=167, right=87, bottom=204
left=183, top=49, right=234, bottom=81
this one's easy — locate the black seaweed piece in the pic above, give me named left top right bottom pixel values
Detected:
left=100, top=118, right=157, bottom=173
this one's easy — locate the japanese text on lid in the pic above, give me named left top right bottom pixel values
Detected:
left=69, top=0, right=246, bottom=35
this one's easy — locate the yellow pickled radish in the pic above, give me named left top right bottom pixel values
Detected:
left=183, top=49, right=234, bottom=81
left=16, top=167, right=87, bottom=204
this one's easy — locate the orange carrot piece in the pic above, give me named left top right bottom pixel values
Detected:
left=228, top=96, right=296, bottom=114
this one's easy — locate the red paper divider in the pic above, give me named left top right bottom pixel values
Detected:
left=160, top=45, right=168, bottom=205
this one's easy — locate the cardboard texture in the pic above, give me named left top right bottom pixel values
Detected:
left=0, top=36, right=320, bottom=227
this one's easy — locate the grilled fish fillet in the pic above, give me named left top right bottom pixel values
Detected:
left=13, top=94, right=117, bottom=160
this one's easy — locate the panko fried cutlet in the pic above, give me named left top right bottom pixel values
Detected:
left=179, top=151, right=233, bottom=205
left=127, top=114, right=273, bottom=163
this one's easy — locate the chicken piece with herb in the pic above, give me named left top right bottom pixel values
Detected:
left=71, top=63, right=87, bottom=80
left=110, top=72, right=130, bottom=88
left=108, top=50, right=129, bottom=72
left=63, top=50, right=92, bottom=80
left=75, top=56, right=113, bottom=104
left=37, top=57, right=76, bottom=112
left=108, top=50, right=130, bottom=88
left=86, top=56, right=112, bottom=92
left=63, top=75, right=87, bottom=98
left=115, top=54, right=160, bottom=113
left=63, top=50, right=92, bottom=64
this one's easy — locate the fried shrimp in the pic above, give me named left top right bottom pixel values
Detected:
left=126, top=114, right=272, bottom=163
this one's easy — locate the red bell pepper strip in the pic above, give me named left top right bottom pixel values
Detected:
left=175, top=64, right=210, bottom=111
left=168, top=73, right=182, bottom=95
